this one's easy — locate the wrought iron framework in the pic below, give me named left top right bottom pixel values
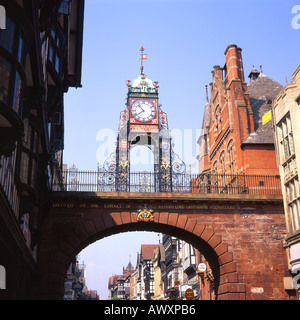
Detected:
left=53, top=48, right=282, bottom=196
left=52, top=166, right=282, bottom=196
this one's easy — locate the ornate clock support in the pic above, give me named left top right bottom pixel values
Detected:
left=98, top=46, right=186, bottom=193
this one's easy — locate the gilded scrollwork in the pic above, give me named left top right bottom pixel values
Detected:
left=137, top=206, right=155, bottom=222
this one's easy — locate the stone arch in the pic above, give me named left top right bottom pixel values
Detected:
left=37, top=210, right=245, bottom=300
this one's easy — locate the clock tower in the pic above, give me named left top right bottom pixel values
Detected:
left=116, top=46, right=173, bottom=192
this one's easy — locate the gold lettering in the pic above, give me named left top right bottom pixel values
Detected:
left=211, top=205, right=235, bottom=210
left=186, top=205, right=208, bottom=209
left=174, top=205, right=185, bottom=209
left=52, top=203, right=73, bottom=208
left=104, top=204, right=123, bottom=209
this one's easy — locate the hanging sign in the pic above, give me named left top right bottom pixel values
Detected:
left=198, top=263, right=207, bottom=273
left=72, top=282, right=84, bottom=292
left=185, top=288, right=194, bottom=300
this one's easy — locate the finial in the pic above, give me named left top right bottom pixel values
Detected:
left=139, top=45, right=147, bottom=75
left=260, top=65, right=263, bottom=73
left=205, top=85, right=209, bottom=104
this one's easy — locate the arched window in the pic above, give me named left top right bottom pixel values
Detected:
left=219, top=150, right=225, bottom=174
left=215, top=105, right=222, bottom=136
left=227, top=140, right=235, bottom=174
left=212, top=160, right=218, bottom=174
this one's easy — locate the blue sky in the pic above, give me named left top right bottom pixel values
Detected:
left=63, top=0, right=300, bottom=299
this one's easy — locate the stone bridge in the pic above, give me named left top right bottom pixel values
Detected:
left=37, top=191, right=289, bottom=300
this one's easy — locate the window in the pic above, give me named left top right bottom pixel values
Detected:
left=278, top=114, right=294, bottom=162
left=212, top=160, right=219, bottom=192
left=0, top=17, right=26, bottom=115
left=227, top=140, right=235, bottom=174
left=20, top=151, right=29, bottom=184
left=215, top=106, right=222, bottom=136
left=223, top=65, right=228, bottom=84
left=59, top=0, right=71, bottom=15
left=0, top=17, right=16, bottom=54
left=17, top=33, right=24, bottom=64
left=212, top=160, right=218, bottom=174
left=286, top=177, right=300, bottom=231
left=48, top=28, right=64, bottom=76
left=12, top=71, right=23, bottom=114
left=19, top=119, right=40, bottom=188
left=5, top=69, right=24, bottom=116
left=0, top=17, right=26, bottom=65
left=219, top=151, right=225, bottom=174
left=0, top=56, right=11, bottom=105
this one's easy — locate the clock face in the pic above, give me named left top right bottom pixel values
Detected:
left=131, top=100, right=156, bottom=123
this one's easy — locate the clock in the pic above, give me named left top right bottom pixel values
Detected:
left=131, top=100, right=156, bottom=123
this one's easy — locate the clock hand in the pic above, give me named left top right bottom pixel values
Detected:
left=136, top=107, right=145, bottom=115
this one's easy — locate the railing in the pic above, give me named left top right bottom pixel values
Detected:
left=51, top=169, right=282, bottom=195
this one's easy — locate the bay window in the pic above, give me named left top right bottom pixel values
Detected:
left=0, top=16, right=26, bottom=117
left=0, top=56, right=11, bottom=105
left=278, top=114, right=294, bottom=162
left=19, top=118, right=40, bottom=189
left=48, top=27, right=64, bottom=77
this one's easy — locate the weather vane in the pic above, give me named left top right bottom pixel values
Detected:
left=138, top=45, right=147, bottom=75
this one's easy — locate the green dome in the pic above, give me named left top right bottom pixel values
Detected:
left=127, top=74, right=159, bottom=93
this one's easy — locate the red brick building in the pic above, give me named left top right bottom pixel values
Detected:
left=198, top=44, right=283, bottom=177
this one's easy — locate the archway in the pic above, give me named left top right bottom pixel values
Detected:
left=37, top=208, right=243, bottom=300
left=77, top=231, right=161, bottom=300
left=35, top=191, right=288, bottom=300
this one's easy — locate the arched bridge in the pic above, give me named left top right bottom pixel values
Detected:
left=37, top=171, right=289, bottom=300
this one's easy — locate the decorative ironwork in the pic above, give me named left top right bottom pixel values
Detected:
left=171, top=150, right=186, bottom=174
left=97, top=151, right=117, bottom=192
left=53, top=169, right=282, bottom=196
left=69, top=164, right=78, bottom=191
left=138, top=171, right=151, bottom=192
